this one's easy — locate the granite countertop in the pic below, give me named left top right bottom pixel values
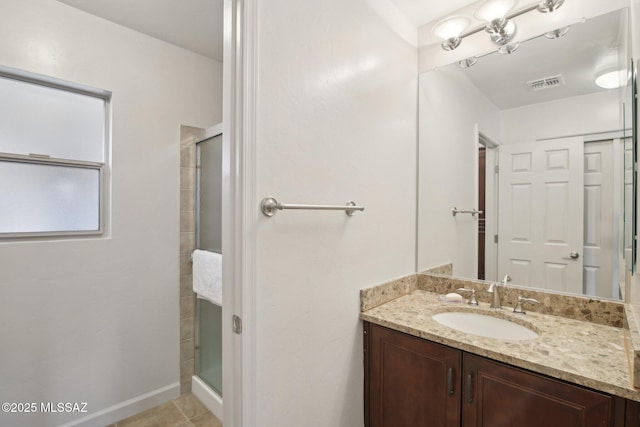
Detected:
left=360, top=289, right=640, bottom=402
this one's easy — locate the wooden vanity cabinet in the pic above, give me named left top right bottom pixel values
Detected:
left=365, top=321, right=461, bottom=427
left=462, top=354, right=616, bottom=427
left=364, top=322, right=636, bottom=427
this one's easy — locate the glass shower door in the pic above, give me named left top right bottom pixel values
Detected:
left=195, top=133, right=223, bottom=397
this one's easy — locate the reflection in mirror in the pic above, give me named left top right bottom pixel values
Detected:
left=418, top=7, right=634, bottom=300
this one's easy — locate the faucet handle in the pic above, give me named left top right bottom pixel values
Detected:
left=456, top=288, right=478, bottom=306
left=513, top=295, right=540, bottom=314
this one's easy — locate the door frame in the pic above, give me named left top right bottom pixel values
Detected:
left=477, top=131, right=499, bottom=282
left=222, top=0, right=258, bottom=426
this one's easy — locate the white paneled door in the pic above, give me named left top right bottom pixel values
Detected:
left=498, top=137, right=584, bottom=294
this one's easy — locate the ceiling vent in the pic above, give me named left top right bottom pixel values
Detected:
left=527, top=75, right=565, bottom=91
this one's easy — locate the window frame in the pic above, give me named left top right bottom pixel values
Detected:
left=0, top=65, right=111, bottom=240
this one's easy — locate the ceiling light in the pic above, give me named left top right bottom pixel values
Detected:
left=595, top=69, right=627, bottom=89
left=538, top=0, right=564, bottom=13
left=432, top=16, right=471, bottom=51
left=545, top=26, right=570, bottom=39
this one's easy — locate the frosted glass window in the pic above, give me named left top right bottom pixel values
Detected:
left=0, top=68, right=108, bottom=238
left=0, top=76, right=105, bottom=162
left=0, top=161, right=100, bottom=233
left=0, top=161, right=100, bottom=234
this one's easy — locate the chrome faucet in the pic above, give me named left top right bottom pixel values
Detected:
left=487, top=283, right=501, bottom=308
left=487, top=275, right=510, bottom=309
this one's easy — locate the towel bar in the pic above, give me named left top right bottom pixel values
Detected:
left=452, top=207, right=483, bottom=217
left=260, top=197, right=364, bottom=217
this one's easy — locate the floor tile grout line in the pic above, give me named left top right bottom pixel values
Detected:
left=171, top=399, right=194, bottom=423
left=112, top=396, right=214, bottom=426
left=172, top=396, right=214, bottom=425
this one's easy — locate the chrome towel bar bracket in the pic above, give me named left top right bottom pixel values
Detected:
left=260, top=197, right=364, bottom=217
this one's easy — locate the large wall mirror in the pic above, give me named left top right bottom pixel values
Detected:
left=417, top=6, right=637, bottom=301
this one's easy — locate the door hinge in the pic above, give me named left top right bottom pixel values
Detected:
left=494, top=234, right=499, bottom=244
left=494, top=165, right=499, bottom=173
left=232, top=314, right=243, bottom=334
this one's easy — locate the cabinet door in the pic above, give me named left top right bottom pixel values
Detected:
left=462, top=354, right=614, bottom=427
left=626, top=399, right=640, bottom=426
left=365, top=323, right=461, bottom=427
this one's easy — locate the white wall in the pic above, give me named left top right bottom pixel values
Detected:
left=251, top=0, right=417, bottom=425
left=500, top=91, right=622, bottom=143
left=417, top=67, right=500, bottom=278
left=0, top=1, right=222, bottom=426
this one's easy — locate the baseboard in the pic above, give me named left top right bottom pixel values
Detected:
left=192, top=376, right=223, bottom=421
left=58, top=382, right=180, bottom=427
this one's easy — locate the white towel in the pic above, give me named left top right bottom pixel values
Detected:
left=192, top=249, right=222, bottom=306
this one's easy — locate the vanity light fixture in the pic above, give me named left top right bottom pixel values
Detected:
left=459, top=56, right=478, bottom=68
left=498, top=42, right=520, bottom=55
left=432, top=0, right=566, bottom=52
left=433, top=16, right=471, bottom=51
left=544, top=26, right=570, bottom=39
left=475, top=0, right=518, bottom=46
left=537, top=0, right=564, bottom=13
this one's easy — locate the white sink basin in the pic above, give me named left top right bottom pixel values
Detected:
left=432, top=311, right=539, bottom=341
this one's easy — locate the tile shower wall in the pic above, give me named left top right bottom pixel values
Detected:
left=179, top=126, right=202, bottom=394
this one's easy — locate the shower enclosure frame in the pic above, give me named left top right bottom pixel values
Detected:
left=192, top=123, right=224, bottom=421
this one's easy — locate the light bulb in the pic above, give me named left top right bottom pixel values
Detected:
left=433, top=16, right=471, bottom=51
left=432, top=16, right=471, bottom=40
left=475, top=0, right=518, bottom=22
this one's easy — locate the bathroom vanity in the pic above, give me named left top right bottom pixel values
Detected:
left=361, top=275, right=640, bottom=427
left=383, top=2, right=640, bottom=424
left=365, top=323, right=630, bottom=426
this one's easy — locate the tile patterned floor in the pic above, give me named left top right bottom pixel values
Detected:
left=107, top=393, right=222, bottom=427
